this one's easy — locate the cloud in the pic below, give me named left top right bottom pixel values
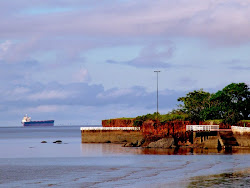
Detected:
left=1, top=0, right=250, bottom=126
left=178, top=77, right=198, bottom=87
left=27, top=105, right=62, bottom=113
left=1, top=0, right=250, bottom=45
left=0, top=80, right=187, bottom=125
left=72, top=68, right=90, bottom=83
left=107, top=43, right=175, bottom=68
left=223, top=59, right=250, bottom=71
left=229, top=66, right=250, bottom=70
left=0, top=80, right=185, bottom=111
left=0, top=40, right=12, bottom=60
left=28, top=90, right=70, bottom=100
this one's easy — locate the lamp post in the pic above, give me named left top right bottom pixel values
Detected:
left=154, top=71, right=160, bottom=124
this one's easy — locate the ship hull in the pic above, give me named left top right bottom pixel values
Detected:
left=23, top=120, right=54, bottom=126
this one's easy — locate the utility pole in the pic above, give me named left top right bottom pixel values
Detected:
left=154, top=71, right=160, bottom=124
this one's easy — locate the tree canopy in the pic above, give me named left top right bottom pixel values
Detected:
left=131, top=82, right=249, bottom=126
left=177, top=89, right=211, bottom=124
left=177, top=83, right=250, bottom=124
left=210, top=83, right=250, bottom=124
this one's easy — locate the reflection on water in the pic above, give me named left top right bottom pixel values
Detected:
left=81, top=143, right=143, bottom=156
left=81, top=143, right=250, bottom=156
left=188, top=169, right=250, bottom=187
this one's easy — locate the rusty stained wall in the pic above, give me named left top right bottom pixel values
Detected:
left=102, top=119, right=250, bottom=143
left=102, top=119, right=135, bottom=127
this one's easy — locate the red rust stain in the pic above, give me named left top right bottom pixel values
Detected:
left=102, top=119, right=249, bottom=141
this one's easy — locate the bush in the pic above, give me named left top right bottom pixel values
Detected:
left=133, top=110, right=188, bottom=127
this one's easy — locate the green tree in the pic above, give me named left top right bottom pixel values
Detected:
left=177, top=89, right=211, bottom=124
left=211, top=83, right=250, bottom=124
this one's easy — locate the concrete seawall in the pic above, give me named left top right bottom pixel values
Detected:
left=232, top=126, right=250, bottom=134
left=81, top=127, right=144, bottom=144
left=231, top=126, right=250, bottom=147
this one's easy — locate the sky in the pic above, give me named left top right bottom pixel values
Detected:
left=0, top=0, right=250, bottom=126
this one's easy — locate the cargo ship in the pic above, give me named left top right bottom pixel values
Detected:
left=21, top=114, right=54, bottom=126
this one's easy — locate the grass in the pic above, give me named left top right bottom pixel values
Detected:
left=116, top=117, right=135, bottom=120
left=103, top=117, right=134, bottom=121
left=205, top=119, right=224, bottom=124
left=241, top=120, right=250, bottom=123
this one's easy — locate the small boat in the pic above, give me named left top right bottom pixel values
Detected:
left=21, top=114, right=54, bottom=126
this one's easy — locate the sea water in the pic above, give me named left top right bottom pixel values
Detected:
left=0, top=126, right=249, bottom=188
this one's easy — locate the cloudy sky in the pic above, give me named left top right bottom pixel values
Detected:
left=1, top=0, right=250, bottom=126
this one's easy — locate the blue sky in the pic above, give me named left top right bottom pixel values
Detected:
left=0, top=0, right=250, bottom=126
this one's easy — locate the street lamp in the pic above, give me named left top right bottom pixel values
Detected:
left=154, top=71, right=160, bottom=123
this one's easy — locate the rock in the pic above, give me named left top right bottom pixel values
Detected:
left=137, top=138, right=145, bottom=147
left=147, top=138, right=175, bottom=148
left=123, top=142, right=133, bottom=147
left=53, top=140, right=62, bottom=143
left=41, top=141, right=47, bottom=143
left=123, top=139, right=145, bottom=147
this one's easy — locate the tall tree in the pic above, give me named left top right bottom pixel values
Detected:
left=211, top=83, right=250, bottom=124
left=177, top=89, right=211, bottom=124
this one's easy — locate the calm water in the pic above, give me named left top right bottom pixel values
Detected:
left=0, top=126, right=249, bottom=188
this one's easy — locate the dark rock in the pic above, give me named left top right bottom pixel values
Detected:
left=123, top=142, right=133, bottom=147
left=137, top=138, right=145, bottom=147
left=147, top=138, right=175, bottom=148
left=41, top=141, right=47, bottom=143
left=123, top=139, right=146, bottom=147
left=53, top=140, right=62, bottom=143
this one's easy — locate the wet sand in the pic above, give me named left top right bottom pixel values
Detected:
left=187, top=168, right=250, bottom=188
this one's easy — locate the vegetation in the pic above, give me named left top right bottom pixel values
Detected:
left=116, top=117, right=134, bottom=120
left=178, top=83, right=250, bottom=125
left=133, top=110, right=188, bottom=127
left=241, top=120, right=250, bottom=123
left=160, top=110, right=189, bottom=123
left=204, top=119, right=223, bottom=125
left=177, top=89, right=211, bottom=124
left=133, top=112, right=159, bottom=127
left=132, top=82, right=249, bottom=126
left=105, top=83, right=249, bottom=127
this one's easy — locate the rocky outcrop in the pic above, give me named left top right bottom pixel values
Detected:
left=147, top=138, right=175, bottom=148
left=123, top=138, right=145, bottom=147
